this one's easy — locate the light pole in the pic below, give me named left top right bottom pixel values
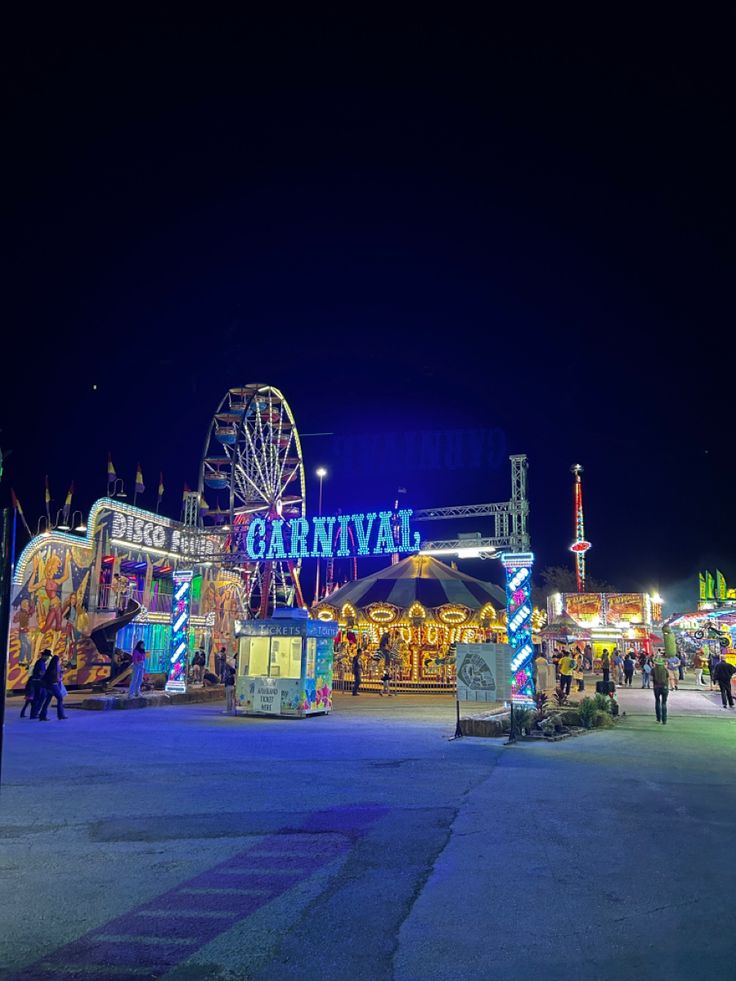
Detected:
left=314, top=467, right=327, bottom=604
left=108, top=479, right=127, bottom=499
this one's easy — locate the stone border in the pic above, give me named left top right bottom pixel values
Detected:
left=77, top=688, right=226, bottom=711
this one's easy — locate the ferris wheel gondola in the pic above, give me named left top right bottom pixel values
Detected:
left=199, top=384, right=306, bottom=618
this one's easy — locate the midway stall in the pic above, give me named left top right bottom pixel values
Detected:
left=547, top=591, right=664, bottom=662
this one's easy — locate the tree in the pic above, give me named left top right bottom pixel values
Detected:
left=532, top=565, right=618, bottom=609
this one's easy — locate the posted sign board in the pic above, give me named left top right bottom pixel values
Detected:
left=455, top=643, right=513, bottom=703
left=253, top=677, right=280, bottom=715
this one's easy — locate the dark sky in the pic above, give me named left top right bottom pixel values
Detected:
left=3, top=13, right=734, bottom=605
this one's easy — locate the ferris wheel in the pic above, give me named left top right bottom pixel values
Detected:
left=198, top=384, right=306, bottom=617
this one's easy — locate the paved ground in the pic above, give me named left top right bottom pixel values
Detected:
left=1, top=688, right=736, bottom=980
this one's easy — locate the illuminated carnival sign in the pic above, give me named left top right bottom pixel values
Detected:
left=241, top=509, right=420, bottom=561
left=165, top=570, right=193, bottom=693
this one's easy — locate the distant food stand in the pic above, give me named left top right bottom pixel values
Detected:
left=234, top=608, right=338, bottom=717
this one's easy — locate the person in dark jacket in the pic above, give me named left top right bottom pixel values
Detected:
left=623, top=653, right=635, bottom=687
left=22, top=651, right=50, bottom=718
left=712, top=655, right=736, bottom=709
left=223, top=659, right=236, bottom=713
left=708, top=650, right=720, bottom=691
left=38, top=654, right=67, bottom=721
left=351, top=651, right=362, bottom=696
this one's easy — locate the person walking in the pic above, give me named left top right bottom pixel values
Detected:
left=23, top=650, right=50, bottom=718
left=558, top=650, right=574, bottom=697
left=712, top=655, right=736, bottom=709
left=666, top=653, right=681, bottom=691
left=693, top=649, right=707, bottom=688
left=612, top=649, right=625, bottom=686
left=623, top=652, right=635, bottom=687
left=583, top=642, right=593, bottom=671
left=600, top=649, right=610, bottom=684
left=223, top=659, right=236, bottom=714
left=641, top=656, right=653, bottom=689
left=128, top=641, right=147, bottom=698
left=351, top=650, right=362, bottom=696
left=573, top=653, right=585, bottom=692
left=651, top=656, right=669, bottom=724
left=20, top=647, right=51, bottom=719
left=38, top=655, right=68, bottom=721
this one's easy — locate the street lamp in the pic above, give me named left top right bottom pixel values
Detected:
left=36, top=517, right=51, bottom=536
left=314, top=467, right=327, bottom=604
left=108, top=479, right=127, bottom=498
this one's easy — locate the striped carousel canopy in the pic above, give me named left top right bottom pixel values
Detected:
left=319, top=554, right=506, bottom=612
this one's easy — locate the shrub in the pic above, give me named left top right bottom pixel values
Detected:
left=592, top=710, right=614, bottom=728
left=512, top=707, right=535, bottom=737
left=577, top=697, right=597, bottom=729
left=552, top=689, right=568, bottom=708
left=593, top=693, right=611, bottom=714
left=558, top=709, right=581, bottom=727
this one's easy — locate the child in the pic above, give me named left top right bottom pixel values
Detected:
left=380, top=668, right=391, bottom=696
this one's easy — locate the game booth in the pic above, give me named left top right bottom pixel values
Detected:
left=664, top=608, right=736, bottom=666
left=547, top=591, right=664, bottom=662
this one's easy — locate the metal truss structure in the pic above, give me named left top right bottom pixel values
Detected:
left=416, top=454, right=530, bottom=557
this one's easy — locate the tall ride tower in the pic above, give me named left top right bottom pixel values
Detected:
left=570, top=464, right=591, bottom=593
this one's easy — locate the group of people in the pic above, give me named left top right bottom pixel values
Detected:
left=350, top=633, right=394, bottom=697
left=20, top=649, right=68, bottom=720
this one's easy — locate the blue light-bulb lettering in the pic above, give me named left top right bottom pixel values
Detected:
left=374, top=512, right=396, bottom=555
left=352, top=513, right=376, bottom=554
left=311, top=516, right=336, bottom=557
left=336, top=514, right=351, bottom=556
left=288, top=517, right=310, bottom=558
left=265, top=519, right=287, bottom=560
left=246, top=518, right=266, bottom=559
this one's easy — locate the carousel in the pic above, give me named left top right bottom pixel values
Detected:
left=312, top=554, right=511, bottom=691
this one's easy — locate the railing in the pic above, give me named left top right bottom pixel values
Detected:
left=333, top=666, right=455, bottom=695
left=94, top=586, right=176, bottom=615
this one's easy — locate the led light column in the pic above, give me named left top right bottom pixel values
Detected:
left=502, top=552, right=535, bottom=702
left=166, top=569, right=193, bottom=693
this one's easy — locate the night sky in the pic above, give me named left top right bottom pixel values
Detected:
left=3, top=14, right=734, bottom=607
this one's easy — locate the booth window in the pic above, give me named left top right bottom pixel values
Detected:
left=243, top=637, right=269, bottom=676
left=269, top=637, right=302, bottom=679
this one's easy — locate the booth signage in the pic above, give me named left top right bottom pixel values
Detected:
left=110, top=511, right=218, bottom=559
left=235, top=620, right=337, bottom=638
left=253, top=677, right=280, bottom=714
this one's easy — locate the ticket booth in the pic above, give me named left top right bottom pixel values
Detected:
left=234, top=608, right=338, bottom=717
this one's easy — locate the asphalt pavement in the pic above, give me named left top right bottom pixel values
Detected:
left=1, top=687, right=735, bottom=980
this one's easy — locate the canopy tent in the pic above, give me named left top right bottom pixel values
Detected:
left=539, top=613, right=591, bottom=641
left=319, top=554, right=506, bottom=613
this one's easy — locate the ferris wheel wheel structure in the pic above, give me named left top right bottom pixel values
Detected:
left=199, top=384, right=306, bottom=618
